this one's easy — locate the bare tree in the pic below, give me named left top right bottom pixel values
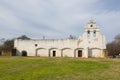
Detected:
left=114, top=34, right=120, bottom=43
left=17, top=35, right=30, bottom=40
left=107, top=34, right=120, bottom=57
left=68, top=35, right=77, bottom=39
left=2, top=39, right=14, bottom=50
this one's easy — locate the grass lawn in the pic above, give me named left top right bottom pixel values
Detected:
left=0, top=57, right=120, bottom=80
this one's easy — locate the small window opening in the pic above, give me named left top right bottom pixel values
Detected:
left=87, top=30, right=90, bottom=38
left=90, top=25, right=93, bottom=27
left=35, top=44, right=38, bottom=47
left=93, top=30, right=96, bottom=37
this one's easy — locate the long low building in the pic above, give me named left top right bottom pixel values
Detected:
left=14, top=20, right=106, bottom=58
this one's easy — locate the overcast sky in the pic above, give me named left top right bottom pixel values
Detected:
left=0, top=0, right=120, bottom=42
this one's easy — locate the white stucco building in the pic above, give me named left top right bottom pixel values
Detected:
left=14, top=20, right=106, bottom=58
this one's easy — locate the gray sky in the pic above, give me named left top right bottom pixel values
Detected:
left=0, top=0, right=120, bottom=42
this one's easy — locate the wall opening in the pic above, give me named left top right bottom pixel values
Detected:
left=21, top=50, right=27, bottom=56
left=93, top=30, right=96, bottom=37
left=90, top=25, right=93, bottom=27
left=35, top=44, right=38, bottom=47
left=78, top=50, right=82, bottom=57
left=87, top=30, right=90, bottom=38
left=53, top=51, right=56, bottom=57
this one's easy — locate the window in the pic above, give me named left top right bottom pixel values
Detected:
left=35, top=44, right=38, bottom=47
left=90, top=25, right=93, bottom=27
left=93, top=30, right=96, bottom=37
left=87, top=30, right=90, bottom=38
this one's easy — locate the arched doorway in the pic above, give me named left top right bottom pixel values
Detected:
left=53, top=50, right=56, bottom=57
left=91, top=48, right=101, bottom=57
left=62, top=48, right=73, bottom=57
left=75, top=48, right=83, bottom=58
left=21, top=50, right=27, bottom=56
left=78, top=50, right=82, bottom=57
left=36, top=48, right=48, bottom=57
left=49, top=48, right=60, bottom=57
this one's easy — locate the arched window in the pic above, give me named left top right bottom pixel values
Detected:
left=93, top=30, right=96, bottom=37
left=87, top=30, right=90, bottom=38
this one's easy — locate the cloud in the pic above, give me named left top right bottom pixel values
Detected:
left=0, top=0, right=120, bottom=42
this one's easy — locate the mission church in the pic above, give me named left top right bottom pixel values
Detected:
left=14, top=20, right=106, bottom=58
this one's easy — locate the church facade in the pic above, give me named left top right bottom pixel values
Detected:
left=14, top=20, right=106, bottom=58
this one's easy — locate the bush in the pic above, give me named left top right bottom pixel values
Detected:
left=21, top=50, right=27, bottom=56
